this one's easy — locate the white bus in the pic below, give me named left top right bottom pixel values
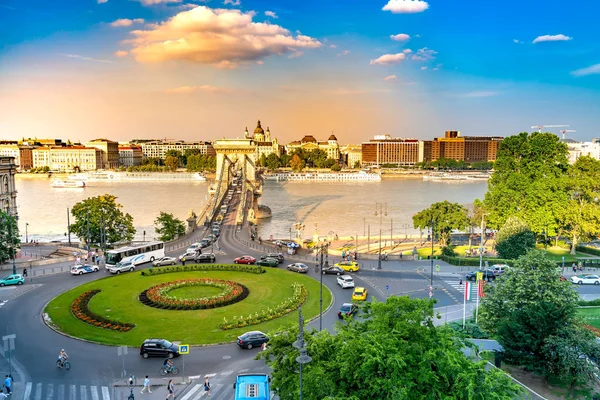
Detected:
left=105, top=241, right=165, bottom=268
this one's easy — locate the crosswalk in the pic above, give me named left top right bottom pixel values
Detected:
left=23, top=382, right=112, bottom=400
left=0, top=300, right=7, bottom=309
left=444, top=279, right=477, bottom=300
left=178, top=368, right=277, bottom=400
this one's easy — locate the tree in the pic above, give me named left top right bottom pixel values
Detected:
left=330, top=163, right=341, bottom=172
left=290, top=154, right=305, bottom=172
left=353, top=160, right=361, bottom=169
left=70, top=194, right=136, bottom=246
left=260, top=296, right=521, bottom=399
left=0, top=211, right=19, bottom=263
left=258, top=153, right=267, bottom=168
left=164, top=155, right=180, bottom=171
left=494, top=216, right=536, bottom=259
left=412, top=201, right=470, bottom=247
left=154, top=212, right=185, bottom=241
left=265, top=153, right=281, bottom=171
left=479, top=250, right=600, bottom=387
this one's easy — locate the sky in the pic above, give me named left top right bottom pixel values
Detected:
left=1, top=0, right=599, bottom=144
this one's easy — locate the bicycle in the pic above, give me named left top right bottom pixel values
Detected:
left=56, top=359, right=71, bottom=370
left=160, top=366, right=179, bottom=376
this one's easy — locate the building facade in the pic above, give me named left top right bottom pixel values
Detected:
left=118, top=145, right=143, bottom=167
left=133, top=140, right=216, bottom=160
left=85, top=139, right=120, bottom=169
left=244, top=120, right=282, bottom=159
left=340, top=145, right=363, bottom=168
left=423, top=130, right=503, bottom=163
left=0, top=144, right=21, bottom=170
left=286, top=134, right=340, bottom=160
left=361, top=135, right=422, bottom=166
left=32, top=146, right=102, bottom=171
left=0, top=156, right=18, bottom=217
left=565, top=139, right=600, bottom=164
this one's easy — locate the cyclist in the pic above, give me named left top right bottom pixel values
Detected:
left=163, top=358, right=173, bottom=373
left=58, top=349, right=68, bottom=368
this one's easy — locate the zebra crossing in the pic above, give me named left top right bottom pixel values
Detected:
left=23, top=382, right=112, bottom=400
left=0, top=300, right=7, bottom=309
left=444, top=279, right=477, bottom=300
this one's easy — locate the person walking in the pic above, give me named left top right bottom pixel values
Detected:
left=140, top=375, right=152, bottom=394
left=3, top=375, right=11, bottom=395
left=166, top=379, right=175, bottom=399
left=22, top=268, right=27, bottom=278
left=204, top=376, right=211, bottom=397
left=181, top=257, right=186, bottom=266
left=573, top=263, right=577, bottom=273
left=0, top=388, right=7, bottom=399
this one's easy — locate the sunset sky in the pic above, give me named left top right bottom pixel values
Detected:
left=1, top=0, right=599, bottom=143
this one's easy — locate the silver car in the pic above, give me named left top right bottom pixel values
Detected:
left=153, top=256, right=177, bottom=266
left=287, top=263, right=308, bottom=273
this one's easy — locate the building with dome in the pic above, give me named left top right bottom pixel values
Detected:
left=285, top=133, right=340, bottom=160
left=244, top=120, right=282, bottom=159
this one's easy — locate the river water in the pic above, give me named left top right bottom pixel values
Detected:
left=15, top=176, right=487, bottom=243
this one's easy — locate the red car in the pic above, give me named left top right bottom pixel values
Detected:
left=234, top=256, right=256, bottom=265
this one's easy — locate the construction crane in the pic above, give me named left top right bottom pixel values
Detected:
left=531, top=124, right=569, bottom=133
left=559, top=129, right=576, bottom=140
left=161, top=137, right=175, bottom=143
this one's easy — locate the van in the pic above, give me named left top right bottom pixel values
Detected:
left=233, top=374, right=270, bottom=400
left=490, top=264, right=509, bottom=275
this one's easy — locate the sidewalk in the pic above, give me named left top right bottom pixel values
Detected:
left=0, top=351, right=26, bottom=399
left=113, top=377, right=191, bottom=400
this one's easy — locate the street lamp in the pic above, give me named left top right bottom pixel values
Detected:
left=315, top=243, right=329, bottom=331
left=3, top=212, right=17, bottom=275
left=430, top=219, right=435, bottom=294
left=293, top=307, right=311, bottom=400
left=25, top=222, right=29, bottom=244
left=375, top=203, right=387, bottom=270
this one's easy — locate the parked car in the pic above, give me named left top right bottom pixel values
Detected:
left=179, top=251, right=199, bottom=262
left=212, top=227, right=221, bottom=237
left=261, top=253, right=285, bottom=263
left=287, top=263, right=308, bottom=273
left=335, top=261, right=360, bottom=272
left=71, top=264, right=99, bottom=275
left=139, top=338, right=180, bottom=359
left=352, top=287, right=368, bottom=301
left=465, top=270, right=496, bottom=281
left=206, top=234, right=217, bottom=242
left=0, top=274, right=24, bottom=287
left=571, top=274, right=600, bottom=285
left=199, top=239, right=211, bottom=248
left=237, top=331, right=269, bottom=350
left=490, top=264, right=510, bottom=275
left=338, top=303, right=358, bottom=319
left=337, top=275, right=355, bottom=289
left=153, top=256, right=177, bottom=266
left=108, top=260, right=135, bottom=274
left=196, top=253, right=216, bottom=263
left=257, top=258, right=279, bottom=267
left=235, top=256, right=256, bottom=265
left=322, top=266, right=344, bottom=275
left=187, top=243, right=202, bottom=253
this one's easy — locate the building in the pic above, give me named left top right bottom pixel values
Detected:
left=85, top=139, right=120, bottom=169
left=564, top=139, right=600, bottom=164
left=0, top=144, right=35, bottom=171
left=118, top=145, right=143, bottom=167
left=423, top=130, right=503, bottom=163
left=132, top=140, right=216, bottom=160
left=32, top=146, right=102, bottom=171
left=0, top=156, right=18, bottom=217
left=361, top=135, right=422, bottom=167
left=340, top=145, right=362, bottom=168
left=286, top=134, right=340, bottom=160
left=243, top=120, right=282, bottom=159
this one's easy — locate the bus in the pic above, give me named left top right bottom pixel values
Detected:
left=105, top=241, right=165, bottom=268
left=233, top=374, right=271, bottom=400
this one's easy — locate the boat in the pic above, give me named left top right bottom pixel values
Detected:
left=423, top=172, right=491, bottom=182
left=263, top=170, right=382, bottom=182
left=52, top=180, right=86, bottom=188
left=256, top=204, right=272, bottom=219
left=67, top=171, right=207, bottom=182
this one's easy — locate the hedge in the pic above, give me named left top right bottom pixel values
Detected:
left=576, top=246, right=600, bottom=257
left=140, top=264, right=265, bottom=276
left=440, top=254, right=514, bottom=267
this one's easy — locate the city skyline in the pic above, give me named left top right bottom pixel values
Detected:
left=1, top=0, right=599, bottom=142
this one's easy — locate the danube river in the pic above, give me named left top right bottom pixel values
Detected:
left=16, top=176, right=487, bottom=242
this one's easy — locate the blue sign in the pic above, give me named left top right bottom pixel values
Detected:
left=179, top=344, right=190, bottom=354
left=385, top=285, right=389, bottom=291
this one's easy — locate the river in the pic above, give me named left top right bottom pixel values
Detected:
left=15, top=175, right=487, bottom=243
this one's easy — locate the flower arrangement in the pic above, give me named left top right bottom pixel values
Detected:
left=141, top=264, right=265, bottom=276
left=139, top=278, right=249, bottom=310
left=71, top=290, right=135, bottom=332
left=219, top=283, right=307, bottom=330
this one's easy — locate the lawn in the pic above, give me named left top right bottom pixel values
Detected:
left=578, top=307, right=600, bottom=330
left=45, top=267, right=332, bottom=346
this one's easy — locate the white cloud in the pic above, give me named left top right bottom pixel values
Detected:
left=390, top=33, right=410, bottom=42
left=166, top=85, right=232, bottom=93
left=265, top=10, right=277, bottom=18
left=288, top=51, right=303, bottom=58
left=370, top=53, right=406, bottom=65
left=114, top=50, right=129, bottom=57
left=403, top=49, right=412, bottom=54
left=513, top=39, right=524, bottom=44
left=384, top=75, right=397, bottom=81
left=329, top=44, right=337, bottom=48
left=223, top=0, right=240, bottom=5
left=127, top=6, right=321, bottom=68
left=110, top=18, right=145, bottom=27
left=382, top=0, right=429, bottom=14
left=98, top=0, right=108, bottom=3
left=420, top=66, right=427, bottom=70
left=140, top=0, right=182, bottom=4
left=178, top=3, right=201, bottom=9
left=456, top=91, right=500, bottom=98
left=338, top=50, right=350, bottom=56
left=62, top=54, right=114, bottom=63
left=532, top=34, right=572, bottom=44
left=571, top=63, right=600, bottom=77
left=411, top=47, right=437, bottom=61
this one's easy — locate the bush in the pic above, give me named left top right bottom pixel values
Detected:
left=448, top=317, right=490, bottom=339
left=495, top=216, right=536, bottom=259
left=578, top=299, right=600, bottom=307
left=71, top=290, right=135, bottom=332
left=441, top=245, right=457, bottom=257
left=576, top=246, right=600, bottom=257
left=440, top=255, right=514, bottom=267
left=140, top=264, right=264, bottom=276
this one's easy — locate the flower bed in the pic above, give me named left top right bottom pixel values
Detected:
left=141, top=264, right=264, bottom=276
left=139, top=278, right=249, bottom=310
left=220, top=283, right=308, bottom=330
left=71, top=290, right=135, bottom=332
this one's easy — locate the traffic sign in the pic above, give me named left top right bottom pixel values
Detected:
left=385, top=285, right=389, bottom=291
left=476, top=272, right=483, bottom=282
left=179, top=344, right=190, bottom=354
left=435, top=264, right=440, bottom=272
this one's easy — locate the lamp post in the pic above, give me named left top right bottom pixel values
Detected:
left=430, top=219, right=435, bottom=293
left=375, top=203, right=387, bottom=270
left=479, top=214, right=487, bottom=271
left=66, top=208, right=72, bottom=246
left=293, top=307, right=311, bottom=400
left=315, top=243, right=329, bottom=331
left=5, top=213, right=17, bottom=275
left=25, top=222, right=29, bottom=244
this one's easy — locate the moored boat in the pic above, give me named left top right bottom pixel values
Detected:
left=52, top=180, right=86, bottom=188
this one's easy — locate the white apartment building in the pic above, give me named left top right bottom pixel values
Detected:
left=32, top=146, right=102, bottom=171
left=565, top=139, right=600, bottom=164
left=134, top=140, right=216, bottom=159
left=118, top=145, right=143, bottom=167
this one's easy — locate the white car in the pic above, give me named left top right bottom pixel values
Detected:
left=570, top=274, right=600, bottom=285
left=71, top=264, right=99, bottom=275
left=108, top=261, right=135, bottom=274
left=179, top=251, right=198, bottom=261
left=490, top=264, right=510, bottom=275
left=337, top=275, right=355, bottom=289
left=187, top=243, right=202, bottom=253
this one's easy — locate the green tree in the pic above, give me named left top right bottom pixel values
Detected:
left=260, top=297, right=521, bottom=400
left=413, top=201, right=470, bottom=247
left=330, top=163, right=341, bottom=171
left=164, top=155, right=180, bottom=171
left=479, top=250, right=600, bottom=387
left=353, top=160, right=361, bottom=169
left=154, top=212, right=186, bottom=241
left=70, top=194, right=136, bottom=246
left=0, top=211, right=20, bottom=263
left=265, top=153, right=281, bottom=171
left=494, top=216, right=536, bottom=259
left=290, top=154, right=305, bottom=172
left=258, top=153, right=267, bottom=168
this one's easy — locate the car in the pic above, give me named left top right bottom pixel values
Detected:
left=287, top=263, right=308, bottom=273
left=335, top=261, right=360, bottom=272
left=139, top=338, right=180, bottom=359
left=337, top=275, right=355, bottom=289
left=152, top=256, right=177, bottom=266
left=235, top=256, right=256, bottom=265
left=0, top=274, right=24, bottom=287
left=322, top=266, right=344, bottom=275
left=212, top=227, right=221, bottom=237
left=261, top=253, right=285, bottom=263
left=465, top=270, right=496, bottom=281
left=187, top=243, right=202, bottom=253
left=206, top=234, right=217, bottom=242
left=108, top=260, right=135, bottom=274
left=338, top=303, right=358, bottom=319
left=352, top=287, right=368, bottom=301
left=237, top=331, right=269, bottom=350
left=199, top=239, right=211, bottom=248
left=70, top=264, right=99, bottom=275
left=196, top=253, right=216, bottom=263
left=179, top=251, right=199, bottom=261
left=257, top=258, right=279, bottom=267
left=571, top=274, right=600, bottom=285
left=490, top=264, right=510, bottom=275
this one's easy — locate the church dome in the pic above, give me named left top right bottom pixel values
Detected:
left=254, top=120, right=264, bottom=134
left=328, top=134, right=338, bottom=141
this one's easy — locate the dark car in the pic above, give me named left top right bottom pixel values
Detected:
left=237, top=331, right=269, bottom=350
left=322, top=266, right=344, bottom=275
left=199, top=239, right=211, bottom=248
left=465, top=270, right=496, bottom=281
left=261, top=253, right=284, bottom=263
left=140, top=338, right=180, bottom=359
left=196, top=253, right=216, bottom=263
left=257, top=258, right=279, bottom=267
left=337, top=303, right=358, bottom=319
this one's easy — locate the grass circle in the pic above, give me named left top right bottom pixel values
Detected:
left=168, top=285, right=223, bottom=299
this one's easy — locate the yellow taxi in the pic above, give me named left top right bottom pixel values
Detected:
left=352, top=287, right=368, bottom=301
left=335, top=261, right=360, bottom=272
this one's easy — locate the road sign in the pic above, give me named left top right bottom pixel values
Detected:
left=179, top=344, right=190, bottom=354
left=435, top=264, right=440, bottom=272
left=476, top=272, right=483, bottom=282
left=385, top=285, right=389, bottom=291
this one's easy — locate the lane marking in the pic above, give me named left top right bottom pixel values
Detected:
left=70, top=384, right=77, bottom=400
left=90, top=385, right=100, bottom=400
left=179, top=384, right=202, bottom=400
left=205, top=373, right=217, bottom=378
left=80, top=384, right=88, bottom=400
left=46, top=383, right=54, bottom=400
left=34, top=383, right=42, bottom=400
left=57, top=384, right=65, bottom=400
left=101, top=386, right=111, bottom=400
left=23, top=382, right=32, bottom=400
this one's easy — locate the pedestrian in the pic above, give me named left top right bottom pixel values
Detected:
left=96, top=255, right=100, bottom=266
left=166, top=379, right=175, bottom=399
left=3, top=375, right=11, bottom=395
left=204, top=376, right=211, bottom=397
left=181, top=257, right=186, bottom=266
left=459, top=278, right=463, bottom=285
left=399, top=252, right=403, bottom=261
left=141, top=375, right=152, bottom=394
left=0, top=388, right=7, bottom=400
left=573, top=263, right=577, bottom=273
left=22, top=268, right=27, bottom=278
